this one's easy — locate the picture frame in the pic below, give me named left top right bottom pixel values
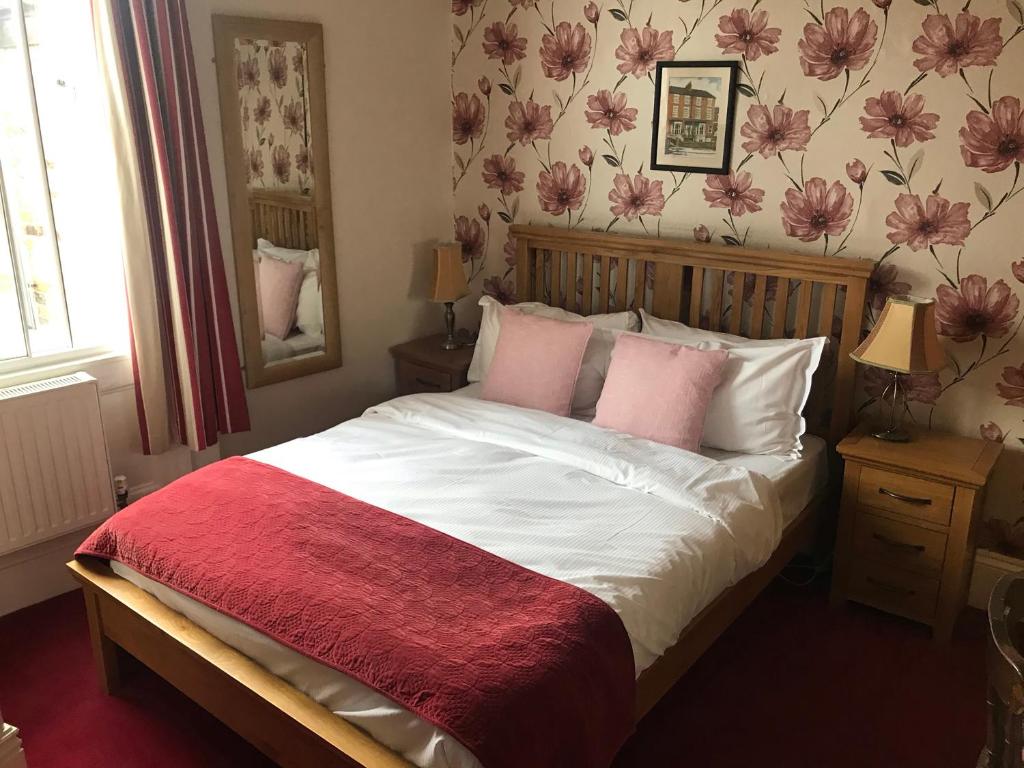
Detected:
left=650, top=61, right=740, bottom=175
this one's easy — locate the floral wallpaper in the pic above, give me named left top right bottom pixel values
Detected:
left=235, top=38, right=314, bottom=193
left=450, top=0, right=1024, bottom=512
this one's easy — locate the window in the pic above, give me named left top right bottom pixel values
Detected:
left=0, top=0, right=125, bottom=371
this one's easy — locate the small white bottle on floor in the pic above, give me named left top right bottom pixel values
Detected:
left=0, top=717, right=27, bottom=768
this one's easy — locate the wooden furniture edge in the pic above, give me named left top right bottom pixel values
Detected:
left=67, top=559, right=414, bottom=768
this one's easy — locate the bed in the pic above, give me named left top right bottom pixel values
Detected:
left=68, top=225, right=874, bottom=768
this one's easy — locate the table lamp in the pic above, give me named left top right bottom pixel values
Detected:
left=850, top=296, right=945, bottom=442
left=431, top=243, right=470, bottom=350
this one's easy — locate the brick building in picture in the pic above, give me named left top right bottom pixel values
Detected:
left=665, top=82, right=719, bottom=149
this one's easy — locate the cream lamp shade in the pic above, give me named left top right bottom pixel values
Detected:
left=431, top=244, right=469, bottom=303
left=851, top=296, right=945, bottom=374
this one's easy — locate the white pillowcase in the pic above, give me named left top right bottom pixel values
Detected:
left=470, top=296, right=639, bottom=417
left=639, top=309, right=826, bottom=458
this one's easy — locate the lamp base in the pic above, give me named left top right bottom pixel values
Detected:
left=440, top=301, right=459, bottom=350
left=872, top=427, right=911, bottom=443
left=440, top=338, right=459, bottom=351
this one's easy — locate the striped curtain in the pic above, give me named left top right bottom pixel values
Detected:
left=93, top=0, right=250, bottom=454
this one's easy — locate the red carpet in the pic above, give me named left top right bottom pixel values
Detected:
left=0, top=575, right=986, bottom=768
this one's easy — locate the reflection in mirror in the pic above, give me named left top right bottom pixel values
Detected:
left=214, top=17, right=340, bottom=388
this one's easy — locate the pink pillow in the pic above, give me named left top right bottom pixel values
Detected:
left=594, top=334, right=728, bottom=451
left=481, top=309, right=593, bottom=416
left=258, top=255, right=304, bottom=340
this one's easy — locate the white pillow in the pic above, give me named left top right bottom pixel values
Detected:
left=257, top=238, right=319, bottom=274
left=295, top=271, right=323, bottom=337
left=639, top=310, right=826, bottom=458
left=470, top=296, right=639, bottom=417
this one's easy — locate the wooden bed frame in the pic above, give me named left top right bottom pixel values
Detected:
left=68, top=226, right=874, bottom=768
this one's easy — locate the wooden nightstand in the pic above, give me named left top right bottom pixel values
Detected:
left=389, top=334, right=474, bottom=395
left=831, top=425, right=1002, bottom=641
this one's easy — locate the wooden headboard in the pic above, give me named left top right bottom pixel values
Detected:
left=510, top=225, right=874, bottom=444
left=249, top=189, right=318, bottom=250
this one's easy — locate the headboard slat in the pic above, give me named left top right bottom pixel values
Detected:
left=510, top=225, right=873, bottom=444
left=249, top=189, right=317, bottom=251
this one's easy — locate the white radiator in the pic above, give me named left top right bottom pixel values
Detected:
left=0, top=372, right=115, bottom=556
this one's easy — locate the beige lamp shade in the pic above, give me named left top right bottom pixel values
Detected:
left=851, top=296, right=946, bottom=374
left=431, top=243, right=469, bottom=303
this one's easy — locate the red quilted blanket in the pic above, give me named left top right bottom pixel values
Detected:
left=77, top=457, right=635, bottom=768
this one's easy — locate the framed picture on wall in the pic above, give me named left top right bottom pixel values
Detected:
left=651, top=61, right=740, bottom=175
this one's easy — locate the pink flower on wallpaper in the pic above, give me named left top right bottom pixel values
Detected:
left=478, top=203, right=491, bottom=222
left=482, top=154, right=525, bottom=195
left=980, top=421, right=1005, bottom=441
left=454, top=215, right=484, bottom=262
left=503, top=232, right=517, bottom=267
left=253, top=95, right=272, bottom=126
left=694, top=224, right=711, bottom=243
left=798, top=7, right=877, bottom=81
left=935, top=275, right=1019, bottom=342
left=505, top=100, right=554, bottom=145
left=478, top=76, right=492, bottom=96
left=267, top=48, right=288, bottom=89
left=452, top=0, right=481, bottom=16
left=998, top=365, right=1024, bottom=407
left=483, top=276, right=517, bottom=305
left=912, top=12, right=1003, bottom=77
left=295, top=145, right=310, bottom=175
left=237, top=56, right=259, bottom=90
left=452, top=92, right=485, bottom=145
left=715, top=9, right=781, bottom=61
left=608, top=173, right=665, bottom=220
left=863, top=367, right=941, bottom=405
left=960, top=96, right=1024, bottom=174
left=703, top=172, right=765, bottom=217
left=540, top=22, right=592, bottom=82
left=615, top=27, right=675, bottom=78
left=780, top=178, right=854, bottom=242
left=483, top=21, right=528, bottom=65
left=1013, top=260, right=1024, bottom=284
left=885, top=193, right=970, bottom=251
left=584, top=2, right=600, bottom=24
left=860, top=92, right=939, bottom=147
left=537, top=161, right=586, bottom=216
left=585, top=90, right=638, bottom=135
left=579, top=145, right=594, bottom=167
left=868, top=262, right=911, bottom=311
left=246, top=147, right=264, bottom=184
left=271, top=145, right=291, bottom=186
left=739, top=104, right=810, bottom=157
left=282, top=100, right=304, bottom=135
left=846, top=158, right=867, bottom=186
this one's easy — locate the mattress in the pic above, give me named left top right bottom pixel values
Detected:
left=111, top=392, right=827, bottom=768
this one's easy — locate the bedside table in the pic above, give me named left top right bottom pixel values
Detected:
left=389, top=334, right=474, bottom=395
left=831, top=425, right=1002, bottom=642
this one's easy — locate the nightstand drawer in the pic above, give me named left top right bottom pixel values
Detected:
left=847, top=558, right=940, bottom=623
left=857, top=466, right=954, bottom=526
left=853, top=513, right=947, bottom=576
left=396, top=360, right=453, bottom=395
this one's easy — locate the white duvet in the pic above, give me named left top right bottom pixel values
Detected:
left=114, top=393, right=784, bottom=768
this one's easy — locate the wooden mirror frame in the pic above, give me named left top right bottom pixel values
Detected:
left=212, top=15, right=342, bottom=389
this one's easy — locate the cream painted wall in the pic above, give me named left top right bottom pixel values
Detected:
left=185, top=0, right=454, bottom=454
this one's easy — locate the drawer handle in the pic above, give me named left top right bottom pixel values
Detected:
left=865, top=576, right=916, bottom=596
left=878, top=487, right=932, bottom=506
left=415, top=377, right=442, bottom=389
left=871, top=532, right=926, bottom=554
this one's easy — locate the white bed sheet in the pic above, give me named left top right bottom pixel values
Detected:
left=112, top=391, right=826, bottom=768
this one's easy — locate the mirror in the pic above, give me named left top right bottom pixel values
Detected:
left=213, top=16, right=341, bottom=388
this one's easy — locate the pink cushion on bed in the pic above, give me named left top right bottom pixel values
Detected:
left=594, top=334, right=728, bottom=452
left=258, top=255, right=304, bottom=340
left=481, top=309, right=593, bottom=416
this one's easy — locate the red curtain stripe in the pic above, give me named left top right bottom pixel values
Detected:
left=98, top=0, right=250, bottom=453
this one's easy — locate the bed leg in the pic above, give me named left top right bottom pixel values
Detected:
left=82, top=589, right=122, bottom=695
